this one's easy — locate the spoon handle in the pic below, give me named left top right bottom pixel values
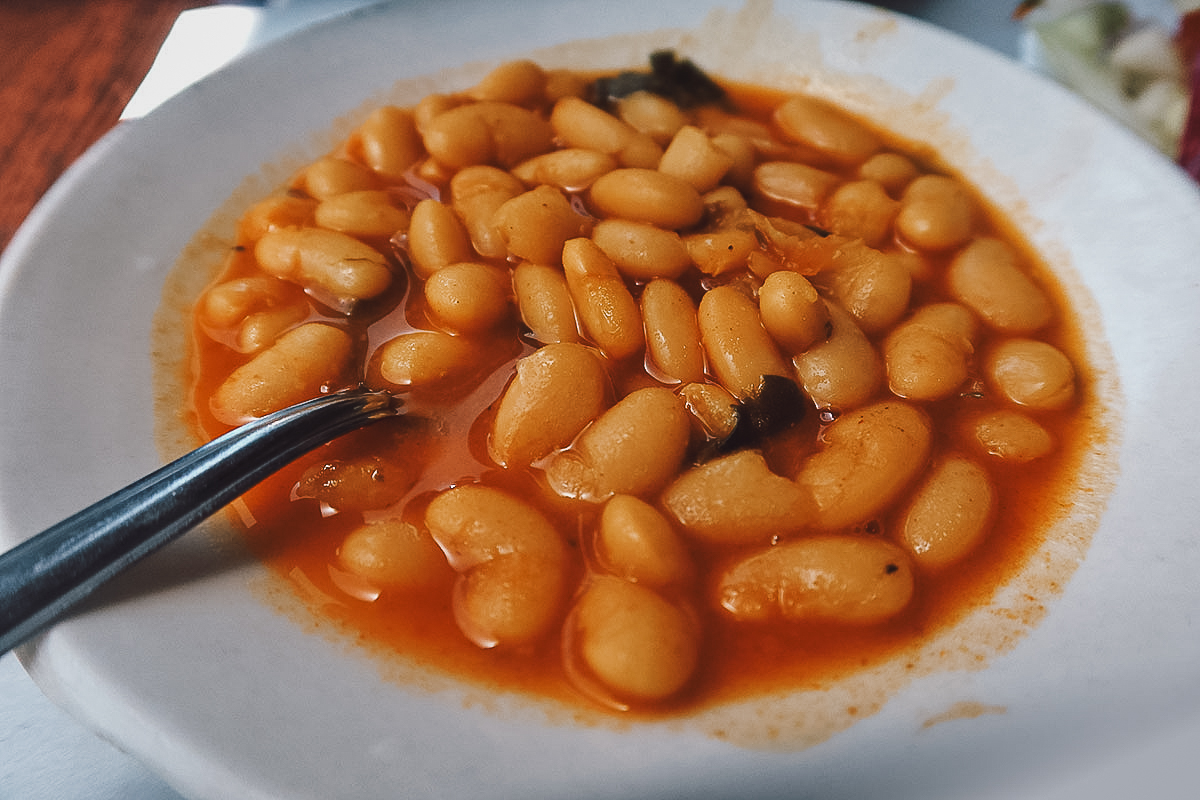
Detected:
left=0, top=386, right=401, bottom=656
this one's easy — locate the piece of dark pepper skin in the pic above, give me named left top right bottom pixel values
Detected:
left=710, top=373, right=808, bottom=456
left=588, top=49, right=728, bottom=112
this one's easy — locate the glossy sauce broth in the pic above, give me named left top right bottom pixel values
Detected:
left=186, top=61, right=1103, bottom=716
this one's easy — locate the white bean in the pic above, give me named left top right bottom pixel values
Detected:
left=596, top=495, right=694, bottom=588
left=544, top=387, right=690, bottom=501
left=425, top=484, right=568, bottom=648
left=773, top=95, right=881, bottom=165
left=816, top=245, right=912, bottom=334
left=661, top=450, right=814, bottom=544
left=561, top=237, right=644, bottom=360
left=792, top=300, right=883, bottom=412
left=794, top=401, right=932, bottom=530
left=963, top=409, right=1055, bottom=463
left=947, top=237, right=1053, bottom=334
left=698, top=284, right=791, bottom=401
left=423, top=261, right=512, bottom=334
left=716, top=536, right=914, bottom=624
left=588, top=168, right=704, bottom=230
left=210, top=323, right=352, bottom=425
left=489, top=342, right=609, bottom=467
left=898, top=455, right=996, bottom=570
left=758, top=270, right=830, bottom=355
left=641, top=279, right=705, bottom=384
left=883, top=303, right=978, bottom=402
left=254, top=227, right=392, bottom=310
left=512, top=261, right=580, bottom=344
left=568, top=576, right=699, bottom=703
left=338, top=519, right=452, bottom=591
left=374, top=330, right=476, bottom=388
left=985, top=338, right=1076, bottom=410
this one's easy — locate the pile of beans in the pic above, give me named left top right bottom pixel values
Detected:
left=191, top=57, right=1085, bottom=711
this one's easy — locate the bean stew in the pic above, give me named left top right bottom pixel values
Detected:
left=185, top=53, right=1101, bottom=715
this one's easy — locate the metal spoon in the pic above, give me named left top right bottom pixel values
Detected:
left=0, top=385, right=403, bottom=655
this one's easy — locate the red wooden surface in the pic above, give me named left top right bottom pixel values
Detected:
left=0, top=0, right=211, bottom=254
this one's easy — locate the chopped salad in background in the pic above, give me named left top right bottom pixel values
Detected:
left=1016, top=0, right=1200, bottom=180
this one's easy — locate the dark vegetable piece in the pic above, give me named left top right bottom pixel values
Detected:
left=713, top=374, right=807, bottom=456
left=588, top=50, right=727, bottom=111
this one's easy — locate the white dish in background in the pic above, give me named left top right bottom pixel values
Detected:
left=2, top=1, right=1200, bottom=798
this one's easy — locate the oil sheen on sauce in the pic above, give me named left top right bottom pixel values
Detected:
left=171, top=75, right=1116, bottom=745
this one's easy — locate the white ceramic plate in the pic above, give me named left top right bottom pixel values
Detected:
left=4, top=1, right=1200, bottom=798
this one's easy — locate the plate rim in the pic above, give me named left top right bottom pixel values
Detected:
left=3, top=1, right=1200, bottom=798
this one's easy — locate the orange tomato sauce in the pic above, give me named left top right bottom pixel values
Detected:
left=185, top=72, right=1104, bottom=716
